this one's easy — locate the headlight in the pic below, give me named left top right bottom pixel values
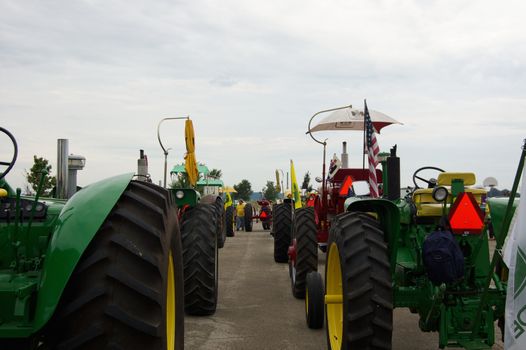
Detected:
left=175, top=190, right=185, bottom=199
left=432, top=186, right=448, bottom=202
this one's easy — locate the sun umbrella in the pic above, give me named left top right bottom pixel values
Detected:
left=222, top=186, right=237, bottom=193
left=309, top=106, right=402, bottom=134
left=184, top=119, right=198, bottom=187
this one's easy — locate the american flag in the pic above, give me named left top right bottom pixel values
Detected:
left=364, top=100, right=379, bottom=197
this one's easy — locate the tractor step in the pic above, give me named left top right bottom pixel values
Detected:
left=455, top=339, right=492, bottom=350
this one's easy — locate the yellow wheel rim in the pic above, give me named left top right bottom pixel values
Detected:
left=326, top=242, right=343, bottom=350
left=166, top=250, right=176, bottom=350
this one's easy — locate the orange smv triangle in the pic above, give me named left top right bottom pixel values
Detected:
left=339, top=175, right=354, bottom=197
left=448, top=192, right=485, bottom=235
left=260, top=211, right=267, bottom=219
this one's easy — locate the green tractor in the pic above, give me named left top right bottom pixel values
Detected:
left=297, top=105, right=523, bottom=349
left=158, top=117, right=222, bottom=316
left=305, top=140, right=524, bottom=349
left=169, top=163, right=227, bottom=249
left=0, top=127, right=184, bottom=349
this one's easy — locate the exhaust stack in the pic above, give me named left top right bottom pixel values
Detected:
left=386, top=145, right=400, bottom=200
left=57, top=139, right=86, bottom=199
left=341, top=141, right=349, bottom=169
left=56, top=139, right=69, bottom=199
left=68, top=154, right=86, bottom=198
left=137, top=150, right=149, bottom=182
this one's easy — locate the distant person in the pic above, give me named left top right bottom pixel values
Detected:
left=327, top=153, right=341, bottom=181
left=236, top=199, right=246, bottom=231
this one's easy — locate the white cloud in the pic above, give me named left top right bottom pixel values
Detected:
left=1, top=0, right=525, bottom=193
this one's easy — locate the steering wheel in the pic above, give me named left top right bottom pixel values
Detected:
left=0, top=127, right=18, bottom=180
left=412, top=166, right=445, bottom=189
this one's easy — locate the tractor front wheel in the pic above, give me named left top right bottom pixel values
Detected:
left=325, top=212, right=392, bottom=350
left=49, top=181, right=184, bottom=350
left=306, top=271, right=324, bottom=329
left=290, top=206, right=317, bottom=298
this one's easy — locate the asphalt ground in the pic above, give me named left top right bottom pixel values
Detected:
left=184, top=222, right=504, bottom=350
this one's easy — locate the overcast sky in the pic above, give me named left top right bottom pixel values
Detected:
left=2, top=0, right=525, bottom=193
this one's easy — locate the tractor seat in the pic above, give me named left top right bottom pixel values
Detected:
left=413, top=172, right=486, bottom=217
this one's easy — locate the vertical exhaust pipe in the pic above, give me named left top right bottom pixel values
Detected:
left=68, top=154, right=86, bottom=198
left=137, top=149, right=149, bottom=181
left=387, top=145, right=400, bottom=200
left=341, top=141, right=349, bottom=169
left=56, top=139, right=69, bottom=199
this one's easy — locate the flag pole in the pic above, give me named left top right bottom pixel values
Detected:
left=495, top=139, right=526, bottom=247
left=470, top=138, right=526, bottom=338
left=362, top=99, right=366, bottom=170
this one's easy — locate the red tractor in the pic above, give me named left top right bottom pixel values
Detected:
left=242, top=199, right=273, bottom=231
left=273, top=104, right=399, bottom=299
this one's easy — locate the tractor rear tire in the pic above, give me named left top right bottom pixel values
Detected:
left=244, top=203, right=253, bottom=232
left=325, top=212, right=392, bottom=350
left=180, top=203, right=219, bottom=316
left=290, top=206, right=318, bottom=298
left=273, top=203, right=292, bottom=263
left=225, top=205, right=235, bottom=237
left=49, top=181, right=184, bottom=350
left=306, top=271, right=324, bottom=329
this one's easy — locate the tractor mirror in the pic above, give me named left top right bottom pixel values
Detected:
left=315, top=176, right=323, bottom=183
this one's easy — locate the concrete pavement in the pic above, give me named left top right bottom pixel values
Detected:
left=184, top=222, right=504, bottom=350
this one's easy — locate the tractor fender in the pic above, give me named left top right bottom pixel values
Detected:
left=32, top=173, right=134, bottom=332
left=345, top=197, right=400, bottom=273
left=487, top=198, right=519, bottom=234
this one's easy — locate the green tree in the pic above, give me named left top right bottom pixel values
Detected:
left=262, top=181, right=278, bottom=201
left=170, top=172, right=191, bottom=189
left=209, top=169, right=222, bottom=179
left=169, top=162, right=207, bottom=189
left=233, top=179, right=253, bottom=201
left=25, top=156, right=56, bottom=196
left=301, top=171, right=313, bottom=192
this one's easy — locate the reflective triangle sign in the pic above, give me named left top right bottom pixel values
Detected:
left=448, top=192, right=485, bottom=234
